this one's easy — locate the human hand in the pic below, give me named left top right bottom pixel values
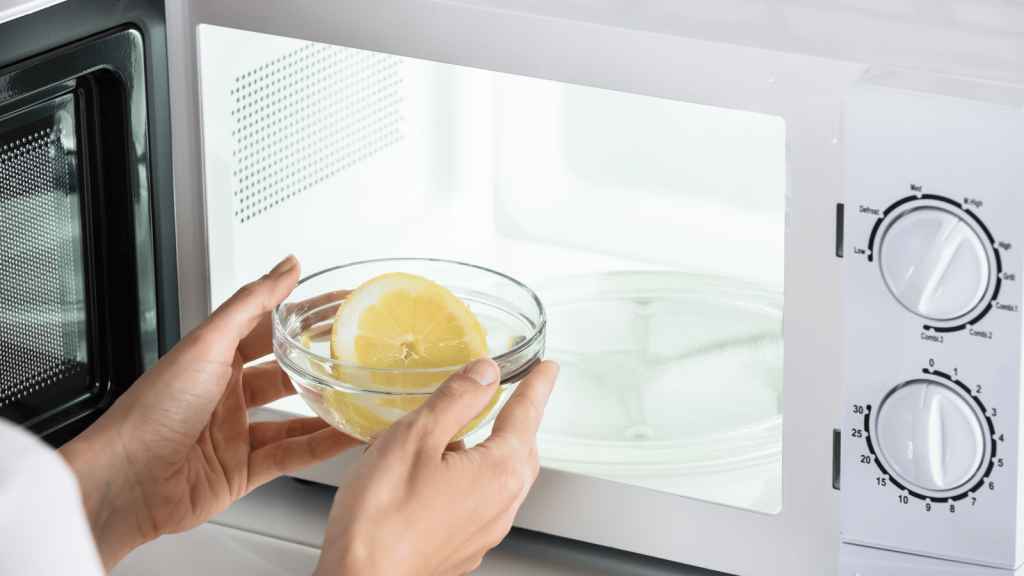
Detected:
left=315, top=357, right=559, bottom=576
left=60, top=256, right=363, bottom=571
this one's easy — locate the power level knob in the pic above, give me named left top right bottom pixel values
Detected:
left=875, top=380, right=985, bottom=492
left=879, top=207, right=989, bottom=320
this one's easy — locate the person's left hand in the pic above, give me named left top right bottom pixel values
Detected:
left=60, top=255, right=362, bottom=571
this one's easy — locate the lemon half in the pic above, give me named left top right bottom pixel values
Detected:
left=330, top=272, right=488, bottom=390
left=317, top=272, right=498, bottom=442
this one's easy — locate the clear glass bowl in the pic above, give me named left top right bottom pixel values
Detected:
left=272, top=258, right=546, bottom=443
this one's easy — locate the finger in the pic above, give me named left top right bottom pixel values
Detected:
left=237, top=311, right=275, bottom=364
left=445, top=556, right=483, bottom=576
left=195, top=255, right=301, bottom=362
left=395, top=357, right=501, bottom=453
left=247, top=425, right=363, bottom=490
left=249, top=417, right=330, bottom=448
left=242, top=362, right=296, bottom=409
left=480, top=360, right=559, bottom=455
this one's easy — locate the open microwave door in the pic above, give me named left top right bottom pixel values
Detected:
left=165, top=1, right=852, bottom=574
left=1, top=0, right=178, bottom=446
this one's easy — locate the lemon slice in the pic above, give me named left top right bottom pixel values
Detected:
left=330, top=272, right=488, bottom=390
left=323, top=392, right=424, bottom=442
left=314, top=272, right=499, bottom=442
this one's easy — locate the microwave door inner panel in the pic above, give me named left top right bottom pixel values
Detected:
left=0, top=95, right=90, bottom=429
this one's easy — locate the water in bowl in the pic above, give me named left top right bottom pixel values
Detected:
left=285, top=295, right=534, bottom=442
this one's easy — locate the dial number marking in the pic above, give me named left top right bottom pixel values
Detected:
left=856, top=369, right=999, bottom=505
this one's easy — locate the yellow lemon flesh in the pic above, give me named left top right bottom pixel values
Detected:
left=319, top=272, right=498, bottom=442
left=330, top=272, right=488, bottom=384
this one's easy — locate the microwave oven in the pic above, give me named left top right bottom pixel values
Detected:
left=5, top=1, right=1024, bottom=575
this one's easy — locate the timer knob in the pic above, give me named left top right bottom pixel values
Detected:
left=879, top=206, right=989, bottom=320
left=874, top=380, right=985, bottom=492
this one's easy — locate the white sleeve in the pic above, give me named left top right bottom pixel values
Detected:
left=0, top=418, right=105, bottom=576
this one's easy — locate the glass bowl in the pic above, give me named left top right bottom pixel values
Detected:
left=272, top=258, right=546, bottom=443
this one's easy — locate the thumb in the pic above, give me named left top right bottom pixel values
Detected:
left=402, top=358, right=501, bottom=452
left=188, top=255, right=301, bottom=359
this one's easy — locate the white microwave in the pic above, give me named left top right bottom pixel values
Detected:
left=162, top=1, right=1024, bottom=575
left=4, top=0, right=1022, bottom=575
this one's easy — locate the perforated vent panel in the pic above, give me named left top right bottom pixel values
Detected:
left=0, top=106, right=87, bottom=410
left=231, top=43, right=404, bottom=223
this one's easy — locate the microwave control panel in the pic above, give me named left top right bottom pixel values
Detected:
left=842, top=74, right=1024, bottom=569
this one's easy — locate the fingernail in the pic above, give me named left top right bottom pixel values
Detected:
left=465, top=358, right=499, bottom=385
left=270, top=254, right=297, bottom=276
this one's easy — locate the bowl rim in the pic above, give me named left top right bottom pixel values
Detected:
left=272, top=258, right=547, bottom=376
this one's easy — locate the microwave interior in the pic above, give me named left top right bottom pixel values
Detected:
left=199, top=25, right=787, bottom=514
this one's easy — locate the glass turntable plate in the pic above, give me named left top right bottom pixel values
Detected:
left=534, top=271, right=783, bottom=513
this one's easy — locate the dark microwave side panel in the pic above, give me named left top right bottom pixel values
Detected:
left=0, top=0, right=178, bottom=445
left=0, top=0, right=179, bottom=358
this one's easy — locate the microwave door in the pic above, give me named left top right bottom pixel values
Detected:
left=1, top=13, right=175, bottom=446
left=166, top=3, right=848, bottom=575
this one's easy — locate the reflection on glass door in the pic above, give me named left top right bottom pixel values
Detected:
left=199, top=25, right=785, bottom=514
left=0, top=95, right=90, bottom=430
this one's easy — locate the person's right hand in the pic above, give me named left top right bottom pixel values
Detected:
left=314, top=357, right=559, bottom=576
